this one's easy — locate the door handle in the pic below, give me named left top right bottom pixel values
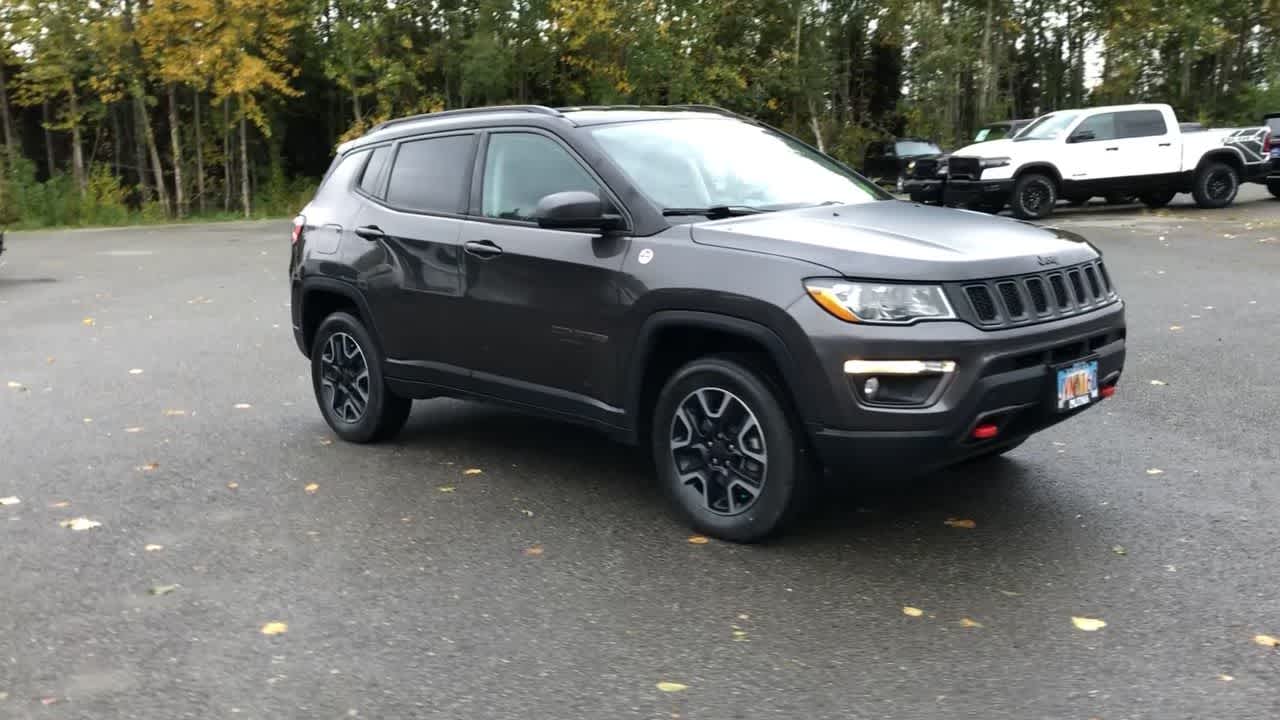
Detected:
left=1105, top=147, right=1119, bottom=151
left=354, top=225, right=386, bottom=241
left=464, top=240, right=503, bottom=259
left=1158, top=142, right=1172, bottom=147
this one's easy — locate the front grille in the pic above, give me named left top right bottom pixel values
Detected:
left=911, top=158, right=938, bottom=178
left=948, top=157, right=981, bottom=180
left=954, top=260, right=1119, bottom=329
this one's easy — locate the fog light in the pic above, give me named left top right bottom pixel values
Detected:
left=972, top=423, right=999, bottom=440
left=863, top=377, right=880, bottom=398
left=1100, top=385, right=1116, bottom=399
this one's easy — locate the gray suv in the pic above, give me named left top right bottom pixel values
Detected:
left=289, top=105, right=1127, bottom=542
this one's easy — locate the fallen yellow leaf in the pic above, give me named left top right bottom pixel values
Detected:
left=144, top=544, right=164, bottom=552
left=1219, top=674, right=1234, bottom=682
left=46, top=356, right=56, bottom=365
left=319, top=438, right=333, bottom=446
left=304, top=483, right=319, bottom=494
left=1169, top=325, right=1183, bottom=331
left=128, top=368, right=144, bottom=375
left=655, top=681, right=688, bottom=693
left=0, top=496, right=20, bottom=506
left=60, top=517, right=102, bottom=531
left=731, top=628, right=749, bottom=641
left=83, top=417, right=93, bottom=423
left=226, top=482, right=239, bottom=489
left=260, top=622, right=288, bottom=636
left=82, top=317, right=96, bottom=326
left=463, top=468, right=483, bottom=475
left=944, top=518, right=977, bottom=529
left=960, top=618, right=984, bottom=628
left=1150, top=379, right=1167, bottom=386
left=1146, top=468, right=1164, bottom=476
left=163, top=409, right=187, bottom=416
left=523, top=545, right=544, bottom=556
left=137, top=462, right=160, bottom=472
left=1254, top=634, right=1279, bottom=647
left=902, top=606, right=924, bottom=617
left=233, top=403, right=252, bottom=409
left=437, top=486, right=455, bottom=493
left=49, top=501, right=70, bottom=508
left=125, top=427, right=143, bottom=433
left=687, top=535, right=710, bottom=545
left=6, top=380, right=25, bottom=390
left=1071, top=616, right=1107, bottom=631
left=149, top=584, right=178, bottom=596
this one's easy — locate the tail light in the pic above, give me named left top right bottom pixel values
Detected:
left=1263, top=130, right=1272, bottom=155
left=291, top=214, right=305, bottom=245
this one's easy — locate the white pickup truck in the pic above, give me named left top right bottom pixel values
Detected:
left=943, top=103, right=1273, bottom=219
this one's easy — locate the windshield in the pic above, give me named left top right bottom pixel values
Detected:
left=896, top=140, right=942, bottom=156
left=589, top=118, right=883, bottom=212
left=1015, top=112, right=1081, bottom=141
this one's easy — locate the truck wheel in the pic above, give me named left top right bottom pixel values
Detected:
left=651, top=355, right=813, bottom=543
left=1268, top=181, right=1280, bottom=199
left=1191, top=161, right=1239, bottom=209
left=311, top=312, right=412, bottom=443
left=1140, top=190, right=1176, bottom=208
left=1010, top=173, right=1057, bottom=219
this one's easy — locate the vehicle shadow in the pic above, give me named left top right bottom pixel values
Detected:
left=0, top=275, right=58, bottom=287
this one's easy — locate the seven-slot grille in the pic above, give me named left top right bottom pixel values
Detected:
left=910, top=158, right=940, bottom=178
left=947, top=156, right=981, bottom=180
left=956, top=260, right=1117, bottom=328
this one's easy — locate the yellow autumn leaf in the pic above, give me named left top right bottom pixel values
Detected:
left=1219, top=674, right=1234, bottom=681
left=655, top=681, right=688, bottom=693
left=463, top=468, right=483, bottom=475
left=138, top=462, right=160, bottom=472
left=319, top=438, right=333, bottom=446
left=60, top=517, right=102, bottom=531
left=687, top=535, right=710, bottom=545
left=234, top=403, right=252, bottom=409
left=6, top=380, right=24, bottom=390
left=227, top=482, right=239, bottom=489
left=163, top=409, right=187, bottom=416
left=144, top=544, right=164, bottom=552
left=1146, top=468, right=1164, bottom=476
left=1169, top=325, right=1183, bottom=331
left=304, top=483, right=319, bottom=494
left=82, top=317, right=96, bottom=326
left=1254, top=634, right=1279, bottom=647
left=0, top=496, right=20, bottom=506
left=960, top=618, right=983, bottom=628
left=83, top=418, right=93, bottom=423
left=902, top=606, right=924, bottom=617
left=1149, top=379, right=1167, bottom=386
left=437, top=486, right=456, bottom=493
left=46, top=356, right=56, bottom=365
left=944, top=518, right=976, bottom=529
left=125, top=427, right=143, bottom=433
left=129, top=368, right=144, bottom=375
left=1071, top=616, right=1107, bottom=631
left=260, top=622, right=288, bottom=636
left=49, top=500, right=70, bottom=508
left=523, top=545, right=544, bottom=556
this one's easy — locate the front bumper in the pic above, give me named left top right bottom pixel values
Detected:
left=903, top=178, right=944, bottom=203
left=944, top=178, right=1013, bottom=207
left=796, top=300, right=1126, bottom=478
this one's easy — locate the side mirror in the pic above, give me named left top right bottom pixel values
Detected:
left=534, top=191, right=622, bottom=231
left=1068, top=130, right=1095, bottom=143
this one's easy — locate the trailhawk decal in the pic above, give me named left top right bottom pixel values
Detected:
left=1223, top=128, right=1269, bottom=164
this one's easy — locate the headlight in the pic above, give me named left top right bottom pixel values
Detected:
left=981, top=157, right=1011, bottom=169
left=804, top=280, right=956, bottom=324
left=906, top=160, right=917, bottom=173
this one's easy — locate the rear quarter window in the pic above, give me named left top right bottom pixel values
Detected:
left=385, top=134, right=477, bottom=214
left=312, top=149, right=368, bottom=206
left=357, top=145, right=392, bottom=197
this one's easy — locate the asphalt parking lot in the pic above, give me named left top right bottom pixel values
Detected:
left=2, top=186, right=1279, bottom=719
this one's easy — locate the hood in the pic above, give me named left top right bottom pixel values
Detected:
left=690, top=200, right=1098, bottom=281
left=952, top=138, right=1017, bottom=158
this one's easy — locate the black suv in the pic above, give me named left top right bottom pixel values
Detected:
left=290, top=105, right=1127, bottom=542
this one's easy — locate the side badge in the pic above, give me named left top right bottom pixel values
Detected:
left=638, top=248, right=654, bottom=265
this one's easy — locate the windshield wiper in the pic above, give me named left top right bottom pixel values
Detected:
left=661, top=205, right=768, bottom=219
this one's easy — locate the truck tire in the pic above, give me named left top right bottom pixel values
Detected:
left=1268, top=181, right=1280, bottom=199
left=311, top=312, right=413, bottom=443
left=1191, top=161, right=1239, bottom=209
left=1009, top=173, right=1057, bottom=220
left=1140, top=190, right=1176, bottom=208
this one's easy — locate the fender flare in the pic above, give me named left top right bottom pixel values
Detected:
left=297, top=276, right=381, bottom=356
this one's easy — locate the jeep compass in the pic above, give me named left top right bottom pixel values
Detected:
left=289, top=105, right=1126, bottom=542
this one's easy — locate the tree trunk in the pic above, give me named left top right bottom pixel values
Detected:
left=68, top=89, right=87, bottom=196
left=0, top=63, right=15, bottom=150
left=167, top=83, right=186, bottom=217
left=193, top=87, right=205, bottom=213
left=978, top=0, right=995, bottom=121
left=239, top=99, right=250, bottom=218
left=223, top=97, right=232, bottom=213
left=42, top=100, right=55, bottom=178
left=111, top=103, right=122, bottom=179
left=132, top=93, right=152, bottom=202
left=135, top=86, right=170, bottom=215
left=352, top=87, right=362, bottom=124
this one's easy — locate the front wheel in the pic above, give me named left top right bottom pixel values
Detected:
left=1267, top=181, right=1280, bottom=199
left=651, top=356, right=813, bottom=543
left=1140, top=190, right=1176, bottom=208
left=1009, top=173, right=1057, bottom=219
left=311, top=312, right=412, bottom=443
left=1191, top=161, right=1239, bottom=208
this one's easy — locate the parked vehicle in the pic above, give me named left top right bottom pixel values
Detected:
left=945, top=103, right=1273, bottom=219
left=1264, top=113, right=1280, bottom=198
left=863, top=138, right=945, bottom=192
left=904, top=120, right=1030, bottom=205
left=290, top=104, right=1127, bottom=542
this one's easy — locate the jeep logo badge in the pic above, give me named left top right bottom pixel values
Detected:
left=1036, top=255, right=1059, bottom=266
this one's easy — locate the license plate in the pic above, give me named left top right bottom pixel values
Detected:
left=1056, top=360, right=1099, bottom=411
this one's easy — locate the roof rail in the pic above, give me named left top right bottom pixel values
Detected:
left=372, top=105, right=563, bottom=132
left=557, top=103, right=748, bottom=120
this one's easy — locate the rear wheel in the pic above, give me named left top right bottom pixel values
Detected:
left=1191, top=161, right=1239, bottom=209
left=1268, top=181, right=1280, bottom=199
left=1009, top=173, right=1057, bottom=220
left=1140, top=190, right=1176, bottom=208
left=651, top=355, right=813, bottom=543
left=311, top=312, right=412, bottom=443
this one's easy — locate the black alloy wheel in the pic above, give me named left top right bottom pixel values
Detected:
left=1191, top=161, right=1238, bottom=209
left=1010, top=173, right=1057, bottom=219
left=319, top=332, right=370, bottom=423
left=310, top=312, right=412, bottom=443
left=669, top=387, right=769, bottom=516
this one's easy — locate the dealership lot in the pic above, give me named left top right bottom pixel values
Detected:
left=2, top=190, right=1279, bottom=718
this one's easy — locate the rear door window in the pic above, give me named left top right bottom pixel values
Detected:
left=1117, top=110, right=1168, bottom=138
left=385, top=134, right=477, bottom=214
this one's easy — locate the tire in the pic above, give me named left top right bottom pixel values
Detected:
left=651, top=355, right=813, bottom=543
left=1191, top=161, right=1239, bottom=209
left=1267, top=181, right=1280, bottom=199
left=1140, top=190, right=1176, bottom=208
left=1009, top=173, right=1057, bottom=220
left=310, top=311, right=412, bottom=443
